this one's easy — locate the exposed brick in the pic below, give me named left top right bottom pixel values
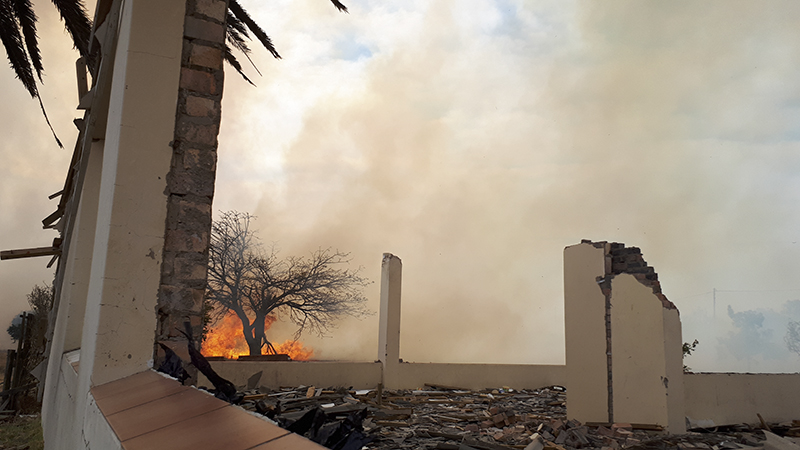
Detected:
left=184, top=16, right=225, bottom=43
left=185, top=95, right=219, bottom=118
left=168, top=170, right=216, bottom=197
left=158, top=285, right=204, bottom=314
left=174, top=256, right=209, bottom=281
left=158, top=308, right=204, bottom=338
left=161, top=251, right=176, bottom=280
left=183, top=147, right=217, bottom=171
left=176, top=117, right=218, bottom=146
left=164, top=229, right=209, bottom=253
left=180, top=68, right=217, bottom=95
left=190, top=44, right=223, bottom=69
left=194, top=0, right=227, bottom=21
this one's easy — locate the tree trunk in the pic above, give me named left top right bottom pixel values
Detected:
left=250, top=313, right=266, bottom=356
left=233, top=308, right=260, bottom=356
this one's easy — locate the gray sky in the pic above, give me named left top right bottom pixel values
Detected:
left=2, top=1, right=800, bottom=372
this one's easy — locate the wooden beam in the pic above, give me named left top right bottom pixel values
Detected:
left=0, top=247, right=60, bottom=260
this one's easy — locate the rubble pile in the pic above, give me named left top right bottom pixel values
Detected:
left=228, top=382, right=796, bottom=450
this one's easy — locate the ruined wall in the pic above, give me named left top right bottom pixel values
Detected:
left=565, top=241, right=685, bottom=433
left=157, top=0, right=228, bottom=358
left=564, top=243, right=608, bottom=422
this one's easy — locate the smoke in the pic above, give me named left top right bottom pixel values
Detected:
left=0, top=3, right=84, bottom=349
left=211, top=1, right=800, bottom=365
left=1, top=1, right=799, bottom=371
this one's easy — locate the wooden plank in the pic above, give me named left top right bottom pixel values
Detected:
left=0, top=247, right=60, bottom=260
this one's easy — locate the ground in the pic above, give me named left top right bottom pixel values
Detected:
left=0, top=415, right=44, bottom=450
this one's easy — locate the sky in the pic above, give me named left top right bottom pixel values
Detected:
left=1, top=0, right=800, bottom=372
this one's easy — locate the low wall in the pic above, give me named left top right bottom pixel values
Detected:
left=394, top=363, right=566, bottom=390
left=204, top=361, right=566, bottom=392
left=205, top=361, right=383, bottom=390
left=43, top=350, right=122, bottom=450
left=684, top=372, right=800, bottom=426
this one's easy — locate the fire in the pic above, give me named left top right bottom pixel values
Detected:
left=201, top=313, right=315, bottom=361
left=273, top=340, right=315, bottom=361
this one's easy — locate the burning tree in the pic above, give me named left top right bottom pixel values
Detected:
left=206, top=211, right=370, bottom=356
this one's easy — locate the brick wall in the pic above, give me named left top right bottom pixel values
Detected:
left=156, top=0, right=228, bottom=360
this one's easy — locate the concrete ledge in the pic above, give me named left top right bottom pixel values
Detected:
left=204, top=360, right=566, bottom=391
left=92, top=370, right=325, bottom=449
left=685, top=372, right=800, bottom=426
left=394, top=362, right=566, bottom=390
left=205, top=361, right=383, bottom=389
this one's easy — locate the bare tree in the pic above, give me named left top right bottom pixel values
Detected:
left=206, top=211, right=369, bottom=356
left=787, top=321, right=800, bottom=357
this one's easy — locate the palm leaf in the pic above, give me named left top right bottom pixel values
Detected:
left=0, top=0, right=36, bottom=97
left=0, top=0, right=62, bottom=147
left=13, top=0, right=42, bottom=80
left=49, top=0, right=91, bottom=57
left=224, top=45, right=255, bottom=86
left=330, top=0, right=348, bottom=13
left=228, top=0, right=280, bottom=59
left=225, top=11, right=262, bottom=76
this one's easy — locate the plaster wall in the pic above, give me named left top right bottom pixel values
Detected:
left=45, top=351, right=80, bottom=450
left=204, top=360, right=565, bottom=392
left=394, top=362, right=565, bottom=391
left=564, top=243, right=609, bottom=423
left=663, top=308, right=685, bottom=432
left=42, top=141, right=103, bottom=435
left=82, top=393, right=123, bottom=450
left=63, top=141, right=104, bottom=351
left=684, top=373, right=800, bottom=426
left=78, top=0, right=186, bottom=390
left=610, top=274, right=671, bottom=427
left=203, top=361, right=383, bottom=390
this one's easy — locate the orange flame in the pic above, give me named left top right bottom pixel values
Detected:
left=201, top=313, right=314, bottom=361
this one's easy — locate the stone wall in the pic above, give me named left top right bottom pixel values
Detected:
left=156, top=0, right=228, bottom=356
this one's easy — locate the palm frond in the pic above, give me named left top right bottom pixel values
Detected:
left=330, top=0, right=348, bottom=13
left=0, top=0, right=37, bottom=97
left=228, top=0, right=280, bottom=59
left=35, top=94, right=63, bottom=148
left=13, top=0, right=42, bottom=80
left=225, top=11, right=262, bottom=77
left=223, top=45, right=255, bottom=86
left=49, top=0, right=91, bottom=57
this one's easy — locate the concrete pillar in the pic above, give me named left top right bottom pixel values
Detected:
left=564, top=241, right=686, bottom=433
left=378, top=253, right=402, bottom=389
left=70, top=2, right=187, bottom=446
left=564, top=242, right=610, bottom=423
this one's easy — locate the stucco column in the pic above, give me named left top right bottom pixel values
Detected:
left=71, top=4, right=187, bottom=446
left=378, top=253, right=402, bottom=389
left=564, top=242, right=610, bottom=423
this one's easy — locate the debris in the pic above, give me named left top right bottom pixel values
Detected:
left=246, top=370, right=263, bottom=390
left=156, top=343, right=190, bottom=383
left=179, top=322, right=241, bottom=403
left=765, top=430, right=800, bottom=450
